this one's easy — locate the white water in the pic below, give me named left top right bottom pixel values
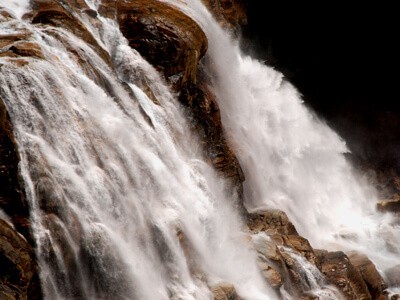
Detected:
left=0, top=2, right=275, bottom=300
left=1, top=0, right=399, bottom=299
left=0, top=0, right=30, bottom=19
left=177, top=0, right=400, bottom=287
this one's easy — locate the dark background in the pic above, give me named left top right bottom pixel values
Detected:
left=240, top=2, right=400, bottom=175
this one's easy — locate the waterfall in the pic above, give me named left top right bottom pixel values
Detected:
left=177, top=0, right=400, bottom=290
left=0, top=1, right=274, bottom=299
left=1, top=0, right=399, bottom=299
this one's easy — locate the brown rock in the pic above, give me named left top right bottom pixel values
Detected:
left=0, top=219, right=42, bottom=299
left=179, top=82, right=244, bottom=188
left=115, top=0, right=207, bottom=80
left=211, top=282, right=241, bottom=300
left=28, top=0, right=112, bottom=66
left=247, top=209, right=298, bottom=236
left=348, top=251, right=388, bottom=299
left=257, top=261, right=283, bottom=288
left=377, top=199, right=400, bottom=213
left=202, top=0, right=247, bottom=34
left=318, top=251, right=372, bottom=300
left=0, top=41, right=44, bottom=59
left=0, top=98, right=32, bottom=242
left=282, top=235, right=318, bottom=267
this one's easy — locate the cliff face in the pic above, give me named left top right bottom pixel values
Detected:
left=0, top=1, right=397, bottom=299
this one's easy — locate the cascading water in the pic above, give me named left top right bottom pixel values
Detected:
left=177, top=0, right=400, bottom=292
left=0, top=1, right=275, bottom=299
left=1, top=0, right=399, bottom=299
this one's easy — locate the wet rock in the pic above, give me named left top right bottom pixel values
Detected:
left=179, top=82, right=244, bottom=188
left=247, top=209, right=298, bottom=236
left=317, top=250, right=371, bottom=300
left=0, top=219, right=42, bottom=299
left=0, top=41, right=44, bottom=59
left=114, top=0, right=207, bottom=80
left=211, top=282, right=241, bottom=300
left=28, top=0, right=112, bottom=66
left=348, top=251, right=388, bottom=299
left=0, top=99, right=32, bottom=242
left=377, top=199, right=400, bottom=214
left=202, top=0, right=247, bottom=35
left=257, top=261, right=283, bottom=288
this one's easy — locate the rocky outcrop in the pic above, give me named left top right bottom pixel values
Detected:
left=247, top=210, right=395, bottom=299
left=377, top=198, right=400, bottom=214
left=0, top=98, right=31, bottom=240
left=202, top=0, right=247, bottom=35
left=111, top=0, right=207, bottom=79
left=211, top=282, right=241, bottom=300
left=317, top=250, right=372, bottom=300
left=0, top=220, right=42, bottom=299
left=99, top=0, right=244, bottom=188
left=249, top=210, right=322, bottom=298
left=348, top=251, right=388, bottom=299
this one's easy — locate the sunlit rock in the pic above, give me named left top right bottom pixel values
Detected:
left=377, top=199, right=400, bottom=214
left=348, top=251, right=388, bottom=299
left=317, top=250, right=372, bottom=300
left=211, top=282, right=241, bottom=300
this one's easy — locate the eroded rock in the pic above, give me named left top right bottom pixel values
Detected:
left=377, top=199, right=400, bottom=214
left=202, top=0, right=247, bottom=35
left=317, top=250, right=371, bottom=300
left=348, top=251, right=388, bottom=299
left=0, top=219, right=42, bottom=299
left=113, top=0, right=207, bottom=80
left=248, top=209, right=298, bottom=236
left=211, top=282, right=241, bottom=300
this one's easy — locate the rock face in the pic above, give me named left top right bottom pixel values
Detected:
left=202, top=0, right=247, bottom=34
left=247, top=210, right=393, bottom=299
left=98, top=0, right=245, bottom=190
left=0, top=220, right=42, bottom=299
left=348, top=251, right=388, bottom=299
left=114, top=0, right=207, bottom=79
left=317, top=250, right=371, bottom=300
left=211, top=282, right=241, bottom=300
left=0, top=76, right=42, bottom=299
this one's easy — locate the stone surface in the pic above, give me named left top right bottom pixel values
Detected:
left=348, top=251, right=388, bottom=299
left=0, top=98, right=32, bottom=242
left=377, top=198, right=400, bottom=214
left=0, top=219, right=42, bottom=299
left=211, top=282, right=241, bottom=300
left=110, top=0, right=207, bottom=80
left=317, top=250, right=372, bottom=300
left=202, top=0, right=247, bottom=35
left=247, top=209, right=298, bottom=236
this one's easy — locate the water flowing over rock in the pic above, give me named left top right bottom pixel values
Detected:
left=0, top=0, right=399, bottom=299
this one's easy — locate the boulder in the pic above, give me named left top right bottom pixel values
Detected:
left=348, top=251, right=388, bottom=299
left=111, top=0, right=207, bottom=81
left=317, top=250, right=372, bottom=300
left=211, top=282, right=241, bottom=300
left=377, top=199, right=400, bottom=214
left=247, top=209, right=298, bottom=236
